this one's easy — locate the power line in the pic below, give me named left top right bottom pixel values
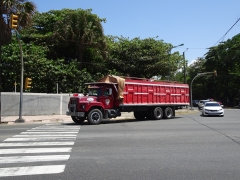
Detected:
left=214, top=17, right=240, bottom=46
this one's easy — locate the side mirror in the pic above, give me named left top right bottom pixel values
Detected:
left=109, top=88, right=112, bottom=95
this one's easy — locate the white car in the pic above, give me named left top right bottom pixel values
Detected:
left=202, top=102, right=224, bottom=117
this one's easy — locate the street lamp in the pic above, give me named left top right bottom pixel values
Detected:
left=168, top=43, right=184, bottom=80
left=190, top=71, right=217, bottom=110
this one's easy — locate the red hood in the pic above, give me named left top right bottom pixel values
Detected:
left=77, top=96, right=98, bottom=103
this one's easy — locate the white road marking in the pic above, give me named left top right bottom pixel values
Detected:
left=4, top=137, right=76, bottom=141
left=0, top=155, right=70, bottom=163
left=34, top=126, right=80, bottom=129
left=27, top=129, right=79, bottom=132
left=14, top=134, right=77, bottom=137
left=0, top=165, right=65, bottom=177
left=21, top=132, right=78, bottom=134
left=0, top=124, right=78, bottom=177
left=0, top=147, right=72, bottom=154
left=0, top=142, right=74, bottom=147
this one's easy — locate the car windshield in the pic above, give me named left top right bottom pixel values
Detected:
left=205, top=103, right=220, bottom=107
left=88, top=88, right=102, bottom=96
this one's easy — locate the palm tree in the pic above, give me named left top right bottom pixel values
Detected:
left=0, top=0, right=36, bottom=47
left=3, top=0, right=36, bottom=30
left=52, top=9, right=107, bottom=69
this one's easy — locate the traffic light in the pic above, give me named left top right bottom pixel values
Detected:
left=25, top=77, right=32, bottom=89
left=213, top=70, right=217, bottom=76
left=10, top=14, right=18, bottom=29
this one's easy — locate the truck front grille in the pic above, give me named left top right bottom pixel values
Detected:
left=70, top=98, right=77, bottom=112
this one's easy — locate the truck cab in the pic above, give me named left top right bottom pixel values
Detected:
left=67, top=82, right=121, bottom=125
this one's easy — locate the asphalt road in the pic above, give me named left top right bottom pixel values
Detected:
left=0, top=109, right=240, bottom=180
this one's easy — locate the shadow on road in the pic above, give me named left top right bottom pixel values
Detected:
left=63, top=116, right=184, bottom=126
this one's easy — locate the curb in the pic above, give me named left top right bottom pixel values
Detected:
left=0, top=109, right=199, bottom=125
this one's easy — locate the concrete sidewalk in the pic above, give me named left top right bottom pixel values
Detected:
left=0, top=108, right=198, bottom=125
left=0, top=115, right=73, bottom=124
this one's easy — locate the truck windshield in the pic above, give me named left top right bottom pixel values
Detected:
left=89, top=88, right=102, bottom=96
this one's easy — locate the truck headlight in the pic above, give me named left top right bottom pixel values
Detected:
left=80, top=105, right=85, bottom=109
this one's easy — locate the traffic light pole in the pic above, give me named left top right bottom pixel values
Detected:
left=190, top=71, right=217, bottom=110
left=15, top=30, right=25, bottom=122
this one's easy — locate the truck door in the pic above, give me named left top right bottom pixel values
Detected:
left=99, top=88, right=114, bottom=109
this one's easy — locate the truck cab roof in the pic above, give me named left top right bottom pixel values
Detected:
left=85, top=82, right=118, bottom=86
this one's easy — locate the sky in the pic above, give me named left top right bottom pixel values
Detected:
left=32, top=0, right=240, bottom=65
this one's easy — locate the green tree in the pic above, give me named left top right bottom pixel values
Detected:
left=2, top=37, right=96, bottom=93
left=107, top=36, right=182, bottom=78
left=21, top=9, right=107, bottom=72
left=204, top=34, right=240, bottom=106
left=187, top=57, right=207, bottom=100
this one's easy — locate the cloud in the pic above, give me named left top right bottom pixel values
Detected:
left=188, top=59, right=197, bottom=66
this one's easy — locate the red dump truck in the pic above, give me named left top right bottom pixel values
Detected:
left=66, top=75, right=189, bottom=124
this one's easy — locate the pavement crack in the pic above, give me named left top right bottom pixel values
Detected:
left=185, top=114, right=240, bottom=146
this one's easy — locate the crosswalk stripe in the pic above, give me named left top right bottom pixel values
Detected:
left=14, top=134, right=77, bottom=137
left=0, top=124, right=79, bottom=177
left=0, top=142, right=74, bottom=147
left=27, top=129, right=79, bottom=132
left=4, top=137, right=76, bottom=141
left=21, top=132, right=78, bottom=134
left=34, top=126, right=80, bottom=129
left=0, top=155, right=70, bottom=163
left=0, top=147, right=72, bottom=154
left=0, top=165, right=65, bottom=177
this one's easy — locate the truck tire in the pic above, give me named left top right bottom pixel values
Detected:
left=71, top=116, right=85, bottom=124
left=134, top=112, right=145, bottom=120
left=164, top=107, right=173, bottom=119
left=151, top=107, right=163, bottom=120
left=87, top=109, right=103, bottom=125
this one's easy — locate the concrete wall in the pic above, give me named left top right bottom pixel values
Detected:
left=2, top=92, right=71, bottom=116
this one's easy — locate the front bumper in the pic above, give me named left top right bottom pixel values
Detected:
left=66, top=111, right=85, bottom=117
left=203, top=110, right=224, bottom=116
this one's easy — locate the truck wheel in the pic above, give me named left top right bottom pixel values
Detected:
left=164, top=107, right=173, bottom=119
left=87, top=109, right=102, bottom=125
left=151, top=107, right=163, bottom=120
left=71, top=116, right=85, bottom=124
left=134, top=112, right=145, bottom=120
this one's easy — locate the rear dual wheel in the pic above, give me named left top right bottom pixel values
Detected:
left=150, top=107, right=174, bottom=120
left=151, top=107, right=163, bottom=120
left=164, top=107, right=173, bottom=119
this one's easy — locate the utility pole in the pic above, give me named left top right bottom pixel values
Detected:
left=168, top=44, right=184, bottom=81
left=15, top=30, right=25, bottom=122
left=183, top=48, right=188, bottom=84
